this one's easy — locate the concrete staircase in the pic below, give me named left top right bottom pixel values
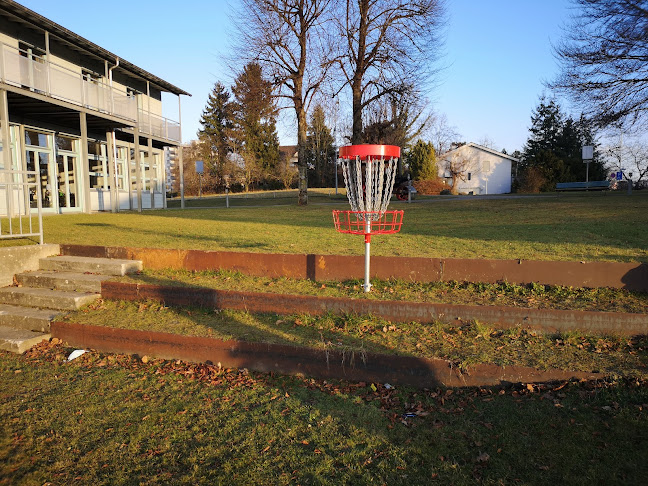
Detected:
left=0, top=255, right=142, bottom=353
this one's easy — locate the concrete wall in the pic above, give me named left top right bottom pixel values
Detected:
left=0, top=244, right=59, bottom=287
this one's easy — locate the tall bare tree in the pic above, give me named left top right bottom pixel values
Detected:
left=551, top=0, right=648, bottom=129
left=235, top=0, right=333, bottom=205
left=335, top=0, right=445, bottom=144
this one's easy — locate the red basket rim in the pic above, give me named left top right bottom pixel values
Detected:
left=338, top=144, right=401, bottom=160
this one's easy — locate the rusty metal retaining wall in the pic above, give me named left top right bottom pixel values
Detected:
left=62, top=245, right=648, bottom=291
left=51, top=321, right=602, bottom=388
left=102, top=281, right=648, bottom=336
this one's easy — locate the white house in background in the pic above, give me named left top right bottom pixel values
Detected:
left=439, top=142, right=517, bottom=195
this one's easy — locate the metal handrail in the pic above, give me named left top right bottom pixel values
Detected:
left=0, top=169, right=43, bottom=244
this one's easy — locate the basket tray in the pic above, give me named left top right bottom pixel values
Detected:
left=332, top=210, right=404, bottom=235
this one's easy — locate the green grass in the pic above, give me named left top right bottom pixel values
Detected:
left=4, top=191, right=648, bottom=262
left=2, top=342, right=647, bottom=485
left=63, top=300, right=648, bottom=378
left=118, top=268, right=648, bottom=314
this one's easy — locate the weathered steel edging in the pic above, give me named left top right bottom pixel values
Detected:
left=61, top=244, right=648, bottom=291
left=101, top=281, right=648, bottom=336
left=51, top=321, right=602, bottom=388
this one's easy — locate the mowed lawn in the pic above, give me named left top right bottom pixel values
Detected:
left=2, top=342, right=647, bottom=485
left=10, top=191, right=648, bottom=262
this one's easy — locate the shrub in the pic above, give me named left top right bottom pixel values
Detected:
left=413, top=178, right=447, bottom=195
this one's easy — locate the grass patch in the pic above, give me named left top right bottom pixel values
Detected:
left=8, top=191, right=648, bottom=262
left=2, top=342, right=647, bottom=485
left=62, top=300, right=648, bottom=378
left=118, top=268, right=648, bottom=314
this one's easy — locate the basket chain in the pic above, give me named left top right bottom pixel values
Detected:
left=340, top=155, right=397, bottom=221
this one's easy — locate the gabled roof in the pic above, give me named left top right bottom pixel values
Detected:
left=0, top=0, right=190, bottom=96
left=442, top=142, right=519, bottom=162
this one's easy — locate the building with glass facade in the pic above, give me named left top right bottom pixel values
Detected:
left=0, top=0, right=189, bottom=215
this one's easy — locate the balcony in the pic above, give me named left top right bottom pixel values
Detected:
left=138, top=109, right=181, bottom=142
left=0, top=43, right=180, bottom=142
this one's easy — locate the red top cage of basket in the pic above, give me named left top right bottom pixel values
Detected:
left=333, top=144, right=404, bottom=292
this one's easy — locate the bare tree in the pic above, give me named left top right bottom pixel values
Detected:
left=441, top=152, right=480, bottom=195
left=603, top=135, right=648, bottom=188
left=335, top=0, right=445, bottom=144
left=361, top=87, right=434, bottom=148
left=428, top=113, right=460, bottom=155
left=551, top=0, right=648, bottom=129
left=234, top=0, right=333, bottom=205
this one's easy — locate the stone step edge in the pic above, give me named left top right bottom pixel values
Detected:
left=0, top=326, right=51, bottom=354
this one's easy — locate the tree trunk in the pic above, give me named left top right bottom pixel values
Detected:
left=296, top=97, right=308, bottom=206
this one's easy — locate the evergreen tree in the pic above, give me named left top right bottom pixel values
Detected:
left=521, top=97, right=605, bottom=191
left=231, top=63, right=280, bottom=188
left=305, top=104, right=336, bottom=187
left=406, top=140, right=437, bottom=181
left=198, top=82, right=234, bottom=190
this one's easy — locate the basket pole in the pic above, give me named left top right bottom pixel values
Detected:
left=364, top=219, right=372, bottom=292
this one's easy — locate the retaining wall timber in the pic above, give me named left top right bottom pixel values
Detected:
left=61, top=244, right=648, bottom=291
left=102, top=281, right=648, bottom=336
left=51, top=321, right=602, bottom=388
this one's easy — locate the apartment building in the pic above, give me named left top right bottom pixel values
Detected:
left=0, top=0, right=189, bottom=216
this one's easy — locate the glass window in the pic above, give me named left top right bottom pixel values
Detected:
left=56, top=135, right=75, bottom=152
left=25, top=129, right=49, bottom=147
left=88, top=141, right=107, bottom=189
left=468, top=172, right=472, bottom=181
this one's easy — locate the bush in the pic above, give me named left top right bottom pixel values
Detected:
left=440, top=189, right=452, bottom=195
left=413, top=178, right=447, bottom=195
left=518, top=167, right=547, bottom=193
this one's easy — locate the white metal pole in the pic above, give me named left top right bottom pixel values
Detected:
left=364, top=225, right=371, bottom=292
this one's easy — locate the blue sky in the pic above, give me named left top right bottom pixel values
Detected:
left=18, top=0, right=571, bottom=153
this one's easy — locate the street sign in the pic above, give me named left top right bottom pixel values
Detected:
left=616, top=171, right=623, bottom=181
left=195, top=160, right=204, bottom=174
left=582, top=145, right=594, bottom=161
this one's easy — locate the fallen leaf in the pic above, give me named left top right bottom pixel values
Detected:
left=477, top=452, right=490, bottom=463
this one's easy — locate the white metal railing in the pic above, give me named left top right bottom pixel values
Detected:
left=0, top=170, right=43, bottom=244
left=138, top=109, right=181, bottom=141
left=0, top=43, right=141, bottom=123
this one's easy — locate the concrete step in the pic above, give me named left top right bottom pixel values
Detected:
left=16, top=270, right=108, bottom=293
left=39, top=255, right=142, bottom=276
left=0, top=304, right=59, bottom=332
left=0, top=325, right=50, bottom=354
left=0, top=287, right=99, bottom=311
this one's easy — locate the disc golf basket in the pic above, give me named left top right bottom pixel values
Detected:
left=333, top=144, right=404, bottom=292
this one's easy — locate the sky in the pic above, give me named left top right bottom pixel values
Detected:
left=17, top=0, right=572, bottom=153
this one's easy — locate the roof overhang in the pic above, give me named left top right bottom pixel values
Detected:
left=0, top=0, right=190, bottom=97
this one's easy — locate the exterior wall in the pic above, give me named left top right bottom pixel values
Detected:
left=439, top=144, right=513, bottom=195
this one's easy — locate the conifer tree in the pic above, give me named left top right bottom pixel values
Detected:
left=305, top=104, right=336, bottom=187
left=231, top=63, right=280, bottom=189
left=198, top=82, right=234, bottom=190
left=521, top=97, right=605, bottom=191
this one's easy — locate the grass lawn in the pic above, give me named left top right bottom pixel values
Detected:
left=2, top=342, right=647, bottom=485
left=4, top=191, right=648, bottom=262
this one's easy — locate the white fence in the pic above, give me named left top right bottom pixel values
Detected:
left=0, top=170, right=43, bottom=244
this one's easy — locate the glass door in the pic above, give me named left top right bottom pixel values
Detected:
left=55, top=135, right=81, bottom=212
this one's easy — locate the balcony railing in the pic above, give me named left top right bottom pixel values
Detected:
left=138, top=109, right=181, bottom=142
left=0, top=43, right=181, bottom=142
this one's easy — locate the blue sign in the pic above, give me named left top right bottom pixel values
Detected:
left=616, top=171, right=623, bottom=181
left=195, top=160, right=204, bottom=174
